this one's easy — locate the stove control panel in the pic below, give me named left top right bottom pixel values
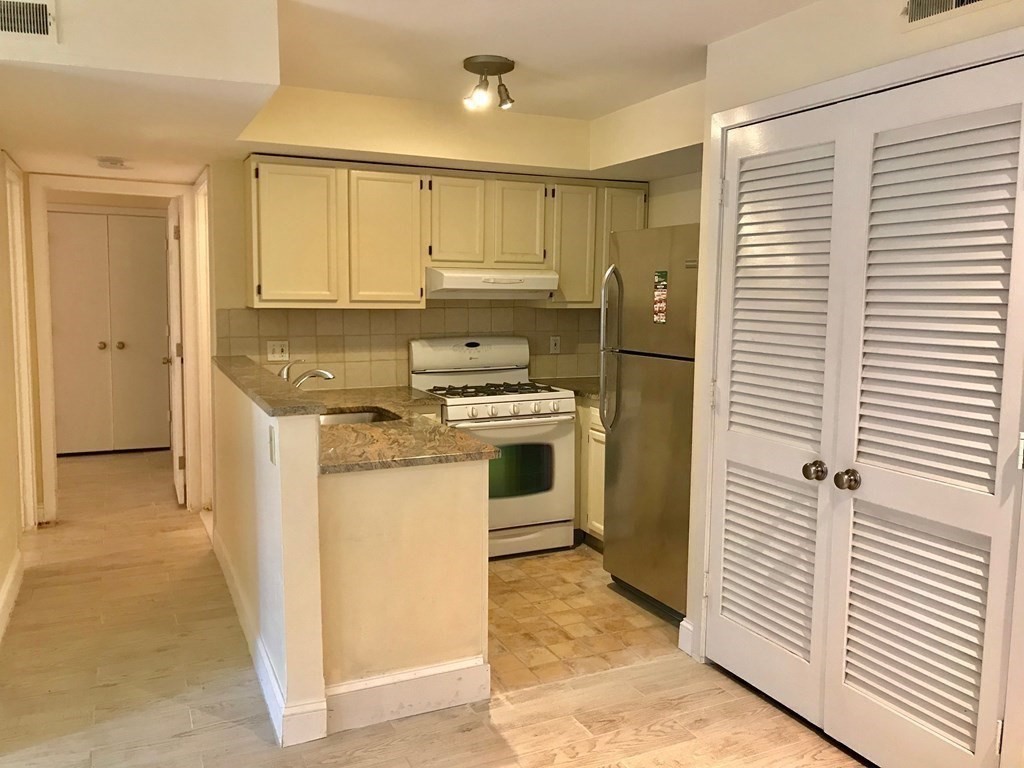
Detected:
left=445, top=395, right=576, bottom=423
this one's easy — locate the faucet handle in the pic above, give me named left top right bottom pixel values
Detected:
left=278, top=358, right=306, bottom=380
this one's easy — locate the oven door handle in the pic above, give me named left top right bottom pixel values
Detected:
left=452, top=415, right=575, bottom=430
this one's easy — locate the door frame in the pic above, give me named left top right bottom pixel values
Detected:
left=3, top=154, right=37, bottom=530
left=27, top=174, right=213, bottom=520
left=692, top=26, right=1024, bottom=759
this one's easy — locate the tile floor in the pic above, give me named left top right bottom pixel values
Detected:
left=0, top=451, right=868, bottom=767
left=488, top=547, right=679, bottom=692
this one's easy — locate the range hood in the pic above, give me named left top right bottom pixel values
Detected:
left=425, top=267, right=558, bottom=300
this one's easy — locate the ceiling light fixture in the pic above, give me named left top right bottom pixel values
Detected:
left=463, top=55, right=515, bottom=111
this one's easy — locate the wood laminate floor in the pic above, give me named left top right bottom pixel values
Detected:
left=0, top=452, right=868, bottom=767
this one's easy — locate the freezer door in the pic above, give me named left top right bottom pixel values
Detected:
left=607, top=225, right=699, bottom=358
left=603, top=351, right=693, bottom=614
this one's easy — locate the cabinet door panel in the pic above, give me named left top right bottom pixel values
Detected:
left=601, top=188, right=646, bottom=274
left=586, top=427, right=606, bottom=540
left=108, top=215, right=170, bottom=451
left=430, top=176, right=486, bottom=264
left=491, top=180, right=546, bottom=265
left=349, top=171, right=424, bottom=304
left=552, top=184, right=598, bottom=303
left=257, top=164, right=338, bottom=301
left=49, top=212, right=114, bottom=454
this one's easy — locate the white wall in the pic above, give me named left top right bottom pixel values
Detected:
left=705, top=0, right=1024, bottom=115
left=0, top=0, right=279, bottom=85
left=0, top=153, right=24, bottom=637
left=648, top=173, right=702, bottom=228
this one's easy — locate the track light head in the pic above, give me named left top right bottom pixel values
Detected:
left=497, top=76, right=514, bottom=110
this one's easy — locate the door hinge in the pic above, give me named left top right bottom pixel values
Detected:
left=719, top=178, right=729, bottom=208
left=996, top=719, right=1004, bottom=755
left=710, top=377, right=718, bottom=412
left=257, top=283, right=262, bottom=297
left=177, top=455, right=185, bottom=471
left=173, top=225, right=180, bottom=241
left=703, top=571, right=710, bottom=599
left=1017, top=433, right=1024, bottom=469
left=175, top=342, right=183, bottom=358
left=428, top=244, right=433, bottom=257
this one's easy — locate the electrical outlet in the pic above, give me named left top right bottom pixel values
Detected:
left=267, top=340, right=289, bottom=362
left=549, top=335, right=561, bottom=354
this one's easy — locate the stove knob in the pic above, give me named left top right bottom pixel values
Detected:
left=489, top=405, right=499, bottom=417
left=511, top=403, right=520, bottom=415
left=550, top=401, right=561, bottom=413
left=532, top=402, right=542, bottom=414
left=469, top=406, right=478, bottom=418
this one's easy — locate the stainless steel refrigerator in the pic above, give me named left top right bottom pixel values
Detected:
left=599, top=224, right=699, bottom=616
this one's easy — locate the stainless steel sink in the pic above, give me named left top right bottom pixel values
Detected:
left=319, top=410, right=400, bottom=426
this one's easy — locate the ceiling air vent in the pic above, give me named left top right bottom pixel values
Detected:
left=905, top=0, right=985, bottom=23
left=0, top=0, right=54, bottom=36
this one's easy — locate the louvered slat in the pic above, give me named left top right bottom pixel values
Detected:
left=721, top=465, right=818, bottom=662
left=844, top=508, right=989, bottom=753
left=856, top=107, right=1021, bottom=493
left=729, top=145, right=834, bottom=448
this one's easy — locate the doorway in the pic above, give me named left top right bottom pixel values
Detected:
left=47, top=199, right=175, bottom=458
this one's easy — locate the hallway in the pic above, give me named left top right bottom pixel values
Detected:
left=0, top=453, right=865, bottom=767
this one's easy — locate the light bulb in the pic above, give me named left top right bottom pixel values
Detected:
left=471, top=75, right=491, bottom=107
left=497, top=77, right=514, bottom=110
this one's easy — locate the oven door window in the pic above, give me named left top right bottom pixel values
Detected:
left=489, top=443, right=555, bottom=499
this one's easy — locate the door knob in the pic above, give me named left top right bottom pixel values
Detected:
left=801, top=460, right=828, bottom=482
left=115, top=341, right=126, bottom=350
left=834, top=468, right=862, bottom=491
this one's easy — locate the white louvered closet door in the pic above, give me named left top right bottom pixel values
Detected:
left=823, top=58, right=1024, bottom=768
left=705, top=102, right=858, bottom=726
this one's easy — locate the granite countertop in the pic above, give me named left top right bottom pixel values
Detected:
left=535, top=376, right=600, bottom=401
left=213, top=356, right=499, bottom=474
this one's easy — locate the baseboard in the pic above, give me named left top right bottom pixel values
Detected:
left=0, top=550, right=24, bottom=646
left=212, top=533, right=326, bottom=746
left=677, top=618, right=695, bottom=658
left=325, top=656, right=490, bottom=733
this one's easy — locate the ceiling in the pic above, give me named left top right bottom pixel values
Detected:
left=278, top=0, right=818, bottom=120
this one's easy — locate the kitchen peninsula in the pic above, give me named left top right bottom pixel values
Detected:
left=212, top=356, right=498, bottom=747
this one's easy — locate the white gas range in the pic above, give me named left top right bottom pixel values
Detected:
left=410, top=337, right=576, bottom=557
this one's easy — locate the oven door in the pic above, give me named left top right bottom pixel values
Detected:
left=454, top=414, right=575, bottom=530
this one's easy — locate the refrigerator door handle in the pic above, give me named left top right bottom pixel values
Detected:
left=599, top=264, right=623, bottom=431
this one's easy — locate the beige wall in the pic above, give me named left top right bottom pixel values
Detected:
left=648, top=173, right=702, bottom=228
left=209, top=159, right=248, bottom=312
left=0, top=154, right=23, bottom=594
left=705, top=0, right=1024, bottom=115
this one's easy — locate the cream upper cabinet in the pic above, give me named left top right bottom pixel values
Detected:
left=348, top=170, right=425, bottom=306
left=429, top=176, right=487, bottom=264
left=253, top=163, right=341, bottom=303
left=490, top=180, right=547, bottom=266
left=600, top=187, right=647, bottom=275
left=549, top=184, right=598, bottom=304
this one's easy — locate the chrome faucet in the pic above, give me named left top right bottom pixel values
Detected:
left=293, top=369, right=336, bottom=387
left=277, top=359, right=306, bottom=381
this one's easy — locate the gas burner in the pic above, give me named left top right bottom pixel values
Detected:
left=430, top=382, right=559, bottom=399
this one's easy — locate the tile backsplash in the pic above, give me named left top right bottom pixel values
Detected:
left=216, top=301, right=600, bottom=389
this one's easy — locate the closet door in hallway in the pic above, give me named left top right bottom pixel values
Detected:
left=50, top=211, right=170, bottom=454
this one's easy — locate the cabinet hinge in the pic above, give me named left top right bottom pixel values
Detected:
left=420, top=287, right=424, bottom=298
left=428, top=244, right=433, bottom=257
left=419, top=179, right=424, bottom=190
left=173, top=224, right=180, bottom=241
left=177, top=455, right=185, bottom=471
left=551, top=187, right=556, bottom=198
left=544, top=187, right=549, bottom=197
left=175, top=342, right=183, bottom=358
left=428, top=179, right=433, bottom=191
left=257, top=283, right=262, bottom=296
left=543, top=248, right=547, bottom=260
left=254, top=167, right=259, bottom=180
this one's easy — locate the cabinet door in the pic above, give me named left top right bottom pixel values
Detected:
left=600, top=187, right=646, bottom=274
left=586, top=426, right=606, bottom=540
left=430, top=176, right=486, bottom=264
left=257, top=164, right=339, bottom=302
left=349, top=170, right=424, bottom=304
left=551, top=184, right=598, bottom=303
left=491, top=180, right=547, bottom=265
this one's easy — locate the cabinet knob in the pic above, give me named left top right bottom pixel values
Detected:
left=97, top=341, right=107, bottom=350
left=834, top=469, right=862, bottom=491
left=116, top=341, right=126, bottom=350
left=801, top=460, right=828, bottom=482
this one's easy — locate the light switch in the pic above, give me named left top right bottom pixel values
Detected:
left=549, top=335, right=561, bottom=354
left=267, top=340, right=289, bottom=362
